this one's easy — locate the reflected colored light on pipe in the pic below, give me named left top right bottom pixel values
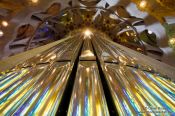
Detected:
left=103, top=64, right=175, bottom=115
left=0, top=63, right=72, bottom=115
left=68, top=61, right=109, bottom=116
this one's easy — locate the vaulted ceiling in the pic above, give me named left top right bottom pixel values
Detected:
left=0, top=0, right=175, bottom=66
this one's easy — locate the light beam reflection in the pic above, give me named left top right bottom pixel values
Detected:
left=103, top=64, right=175, bottom=115
left=68, top=61, right=109, bottom=116
left=0, top=63, right=72, bottom=115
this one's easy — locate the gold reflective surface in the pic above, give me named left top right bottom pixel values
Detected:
left=68, top=61, right=109, bottom=116
left=0, top=62, right=72, bottom=115
left=103, top=64, right=175, bottom=115
left=0, top=30, right=175, bottom=115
